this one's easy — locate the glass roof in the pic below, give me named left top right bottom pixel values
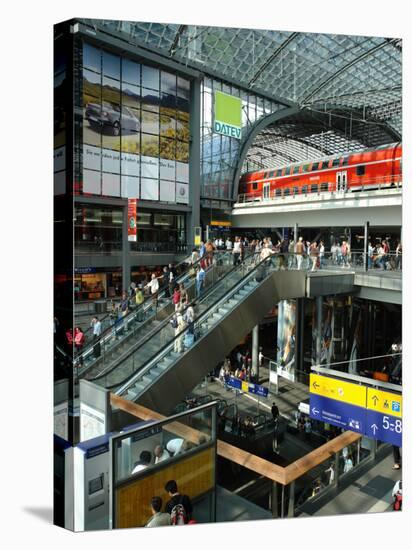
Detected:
left=79, top=19, right=401, bottom=175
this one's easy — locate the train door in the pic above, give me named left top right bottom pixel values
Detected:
left=263, top=182, right=271, bottom=200
left=336, top=171, right=348, bottom=193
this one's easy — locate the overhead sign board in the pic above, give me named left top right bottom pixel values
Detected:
left=309, top=373, right=402, bottom=447
left=366, top=388, right=402, bottom=418
left=310, top=373, right=367, bottom=408
left=213, top=91, right=242, bottom=139
left=227, top=376, right=268, bottom=398
left=309, top=394, right=366, bottom=434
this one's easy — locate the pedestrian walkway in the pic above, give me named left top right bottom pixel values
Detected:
left=298, top=450, right=400, bottom=517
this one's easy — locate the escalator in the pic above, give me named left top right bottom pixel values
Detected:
left=76, top=250, right=233, bottom=378
left=92, top=253, right=306, bottom=415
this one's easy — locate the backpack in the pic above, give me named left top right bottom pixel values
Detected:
left=170, top=316, right=178, bottom=329
left=393, top=493, right=402, bottom=511
left=170, top=498, right=187, bottom=525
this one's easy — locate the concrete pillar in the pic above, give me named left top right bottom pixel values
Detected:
left=364, top=221, right=369, bottom=272
left=252, top=324, right=259, bottom=382
left=122, top=205, right=131, bottom=291
left=187, top=77, right=201, bottom=248
left=316, top=296, right=322, bottom=364
left=287, top=481, right=295, bottom=517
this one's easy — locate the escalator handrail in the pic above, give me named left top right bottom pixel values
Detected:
left=85, top=249, right=256, bottom=382
left=76, top=249, right=231, bottom=359
left=112, top=252, right=279, bottom=393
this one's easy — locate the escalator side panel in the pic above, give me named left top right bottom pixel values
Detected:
left=137, top=270, right=306, bottom=415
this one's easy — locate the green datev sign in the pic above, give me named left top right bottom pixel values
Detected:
left=213, top=90, right=242, bottom=139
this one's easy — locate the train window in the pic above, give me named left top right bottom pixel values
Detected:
left=275, top=188, right=282, bottom=197
left=320, top=182, right=328, bottom=192
left=293, top=166, right=300, bottom=174
left=303, top=164, right=310, bottom=172
left=285, top=167, right=291, bottom=175
left=252, top=182, right=258, bottom=191
left=276, top=169, right=282, bottom=177
left=269, top=170, right=275, bottom=178
left=293, top=186, right=299, bottom=195
left=302, top=185, right=308, bottom=194
left=311, top=184, right=319, bottom=193
left=356, top=165, right=366, bottom=176
left=342, top=156, right=349, bottom=166
left=332, top=158, right=340, bottom=167
left=283, top=187, right=290, bottom=196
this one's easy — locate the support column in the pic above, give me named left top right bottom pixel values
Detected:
left=252, top=324, right=259, bottom=383
left=287, top=482, right=295, bottom=517
left=294, top=222, right=298, bottom=243
left=188, top=77, right=201, bottom=248
left=295, top=298, right=305, bottom=379
left=316, top=296, right=322, bottom=364
left=122, top=205, right=131, bottom=291
left=364, top=221, right=369, bottom=272
left=270, top=482, right=279, bottom=518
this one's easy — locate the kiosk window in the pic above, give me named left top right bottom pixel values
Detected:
left=356, top=165, right=366, bottom=176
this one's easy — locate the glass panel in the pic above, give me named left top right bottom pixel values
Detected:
left=160, top=137, right=176, bottom=160
left=102, top=77, right=121, bottom=104
left=142, top=65, right=160, bottom=90
left=121, top=132, right=140, bottom=154
left=83, top=43, right=101, bottom=73
left=141, top=133, right=159, bottom=157
left=161, top=71, right=177, bottom=95
left=122, top=85, right=141, bottom=109
left=102, top=51, right=120, bottom=80
left=141, top=111, right=159, bottom=135
left=176, top=140, right=189, bottom=162
left=122, top=58, right=140, bottom=85
left=142, top=88, right=160, bottom=113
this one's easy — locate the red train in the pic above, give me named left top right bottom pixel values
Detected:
left=238, top=143, right=402, bottom=201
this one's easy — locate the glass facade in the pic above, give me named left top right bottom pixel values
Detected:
left=200, top=77, right=281, bottom=200
left=81, top=43, right=190, bottom=204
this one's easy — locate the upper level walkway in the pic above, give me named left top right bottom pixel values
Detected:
left=232, top=187, right=402, bottom=228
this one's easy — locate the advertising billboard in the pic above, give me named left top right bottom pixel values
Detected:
left=213, top=91, right=242, bottom=139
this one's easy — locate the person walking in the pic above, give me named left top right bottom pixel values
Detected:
left=145, top=273, right=162, bottom=311
left=164, top=480, right=193, bottom=525
left=232, top=236, right=241, bottom=266
left=319, top=240, right=325, bottom=269
left=309, top=241, right=318, bottom=272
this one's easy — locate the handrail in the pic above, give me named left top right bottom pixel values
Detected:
left=111, top=394, right=363, bottom=487
left=86, top=249, right=256, bottom=383
left=76, top=249, right=228, bottom=358
left=111, top=254, right=286, bottom=398
left=112, top=251, right=270, bottom=393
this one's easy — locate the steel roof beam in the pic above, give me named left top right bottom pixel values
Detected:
left=302, top=38, right=399, bottom=104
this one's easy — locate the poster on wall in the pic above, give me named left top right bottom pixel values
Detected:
left=277, top=300, right=296, bottom=382
left=128, top=198, right=137, bottom=242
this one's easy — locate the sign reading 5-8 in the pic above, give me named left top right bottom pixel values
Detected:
left=366, top=411, right=402, bottom=447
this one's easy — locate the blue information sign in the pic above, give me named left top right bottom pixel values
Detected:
left=227, top=377, right=268, bottom=398
left=365, top=410, right=402, bottom=447
left=309, top=394, right=366, bottom=434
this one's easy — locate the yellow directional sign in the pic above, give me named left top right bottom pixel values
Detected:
left=367, top=388, right=402, bottom=418
left=310, top=374, right=367, bottom=408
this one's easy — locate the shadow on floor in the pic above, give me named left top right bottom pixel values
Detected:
left=22, top=506, right=53, bottom=524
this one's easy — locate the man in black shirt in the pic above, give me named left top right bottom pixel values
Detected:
left=164, top=479, right=193, bottom=524
left=271, top=402, right=280, bottom=422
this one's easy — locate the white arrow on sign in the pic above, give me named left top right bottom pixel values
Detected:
left=371, top=423, right=379, bottom=435
left=311, top=407, right=320, bottom=415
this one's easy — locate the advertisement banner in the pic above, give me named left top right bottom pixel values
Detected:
left=213, top=91, right=242, bottom=139
left=127, top=199, right=137, bottom=242
left=277, top=300, right=296, bottom=382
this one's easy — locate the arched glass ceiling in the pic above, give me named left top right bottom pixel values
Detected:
left=81, top=19, right=401, bottom=137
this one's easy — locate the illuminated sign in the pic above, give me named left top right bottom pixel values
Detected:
left=310, top=373, right=367, bottom=408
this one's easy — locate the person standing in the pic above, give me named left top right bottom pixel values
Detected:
left=271, top=402, right=280, bottom=422
left=145, top=273, right=162, bottom=311
left=295, top=237, right=304, bottom=270
left=392, top=445, right=401, bottom=470
left=319, top=240, right=325, bottom=269
left=145, top=496, right=171, bottom=527
left=232, top=236, right=241, bottom=266
left=195, top=265, right=205, bottom=298
left=226, top=237, right=233, bottom=251
left=174, top=313, right=187, bottom=353
left=309, top=241, right=318, bottom=272
left=395, top=242, right=402, bottom=270
left=164, top=480, right=193, bottom=525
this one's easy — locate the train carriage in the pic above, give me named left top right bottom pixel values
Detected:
left=238, top=143, right=402, bottom=202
